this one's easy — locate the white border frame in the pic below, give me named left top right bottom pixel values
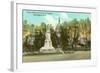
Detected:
left=11, top=1, right=97, bottom=72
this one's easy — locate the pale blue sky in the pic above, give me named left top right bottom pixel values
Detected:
left=22, top=10, right=91, bottom=26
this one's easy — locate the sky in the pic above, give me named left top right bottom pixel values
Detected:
left=22, top=10, right=91, bottom=26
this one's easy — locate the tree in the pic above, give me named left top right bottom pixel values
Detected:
left=67, top=19, right=79, bottom=49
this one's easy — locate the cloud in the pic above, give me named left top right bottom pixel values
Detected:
left=45, top=15, right=57, bottom=29
left=60, top=13, right=69, bottom=22
left=44, top=13, right=70, bottom=29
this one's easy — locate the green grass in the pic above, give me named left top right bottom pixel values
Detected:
left=23, top=51, right=91, bottom=62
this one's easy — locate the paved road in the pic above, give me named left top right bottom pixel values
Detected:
left=23, top=51, right=91, bottom=62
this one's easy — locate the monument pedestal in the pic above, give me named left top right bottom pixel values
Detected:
left=40, top=46, right=56, bottom=53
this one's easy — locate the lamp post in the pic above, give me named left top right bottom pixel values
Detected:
left=55, top=17, right=64, bottom=54
left=56, top=17, right=61, bottom=48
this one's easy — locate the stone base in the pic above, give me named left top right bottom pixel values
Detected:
left=40, top=47, right=56, bottom=53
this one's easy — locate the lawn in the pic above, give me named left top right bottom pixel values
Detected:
left=23, top=51, right=91, bottom=62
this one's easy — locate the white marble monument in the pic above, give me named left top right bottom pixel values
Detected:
left=40, top=24, right=56, bottom=53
